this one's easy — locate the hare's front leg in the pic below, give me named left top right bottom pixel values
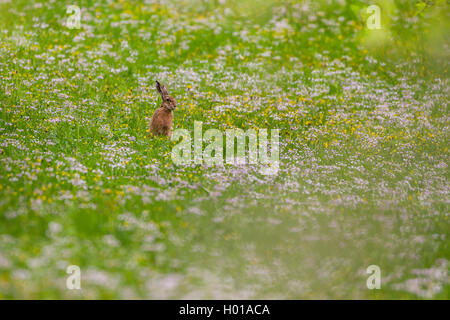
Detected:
left=163, top=125, right=172, bottom=137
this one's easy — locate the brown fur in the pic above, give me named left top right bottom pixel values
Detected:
left=149, top=107, right=173, bottom=136
left=149, top=81, right=176, bottom=137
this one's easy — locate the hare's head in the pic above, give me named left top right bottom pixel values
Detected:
left=156, top=81, right=176, bottom=111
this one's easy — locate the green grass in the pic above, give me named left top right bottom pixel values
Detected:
left=0, top=0, right=449, bottom=299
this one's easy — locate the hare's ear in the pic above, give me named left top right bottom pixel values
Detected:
left=155, top=80, right=169, bottom=98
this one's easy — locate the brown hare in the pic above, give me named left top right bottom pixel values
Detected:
left=149, top=81, right=176, bottom=137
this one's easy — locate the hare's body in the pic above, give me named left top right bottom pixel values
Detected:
left=150, top=81, right=176, bottom=137
left=150, top=107, right=173, bottom=136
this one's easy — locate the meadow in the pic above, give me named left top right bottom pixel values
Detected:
left=0, top=0, right=448, bottom=299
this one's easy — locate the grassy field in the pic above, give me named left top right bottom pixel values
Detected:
left=0, top=0, right=448, bottom=299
